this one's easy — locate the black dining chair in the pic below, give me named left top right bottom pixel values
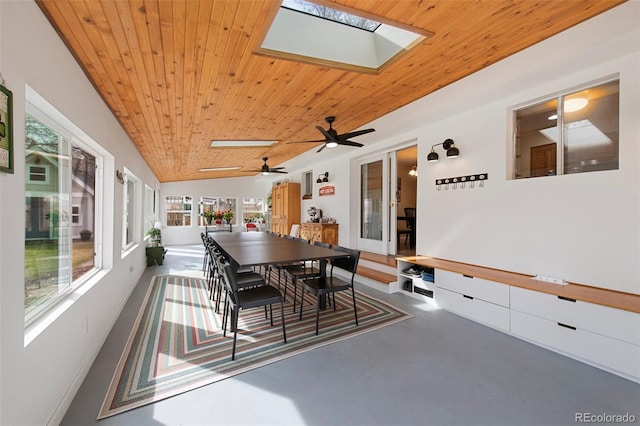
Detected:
left=299, top=245, right=361, bottom=335
left=397, top=207, right=415, bottom=246
left=220, top=263, right=286, bottom=360
left=282, top=240, right=327, bottom=312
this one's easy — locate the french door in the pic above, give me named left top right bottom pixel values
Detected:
left=356, top=152, right=397, bottom=254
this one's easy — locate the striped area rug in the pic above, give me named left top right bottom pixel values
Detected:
left=98, top=274, right=412, bottom=419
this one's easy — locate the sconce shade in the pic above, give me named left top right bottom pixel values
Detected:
left=428, top=138, right=460, bottom=163
left=316, top=172, right=329, bottom=183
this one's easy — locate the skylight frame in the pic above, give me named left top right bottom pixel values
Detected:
left=257, top=1, right=431, bottom=74
left=281, top=0, right=381, bottom=32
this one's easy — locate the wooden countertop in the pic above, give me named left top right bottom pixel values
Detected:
left=398, top=256, right=640, bottom=314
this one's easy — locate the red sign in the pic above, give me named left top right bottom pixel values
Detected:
left=319, top=185, right=335, bottom=196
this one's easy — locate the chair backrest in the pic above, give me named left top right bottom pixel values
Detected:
left=283, top=234, right=294, bottom=240
left=313, top=241, right=331, bottom=249
left=246, top=223, right=258, bottom=232
left=289, top=224, right=300, bottom=237
left=330, top=245, right=360, bottom=276
left=221, top=263, right=239, bottom=300
left=293, top=236, right=309, bottom=244
left=404, top=208, right=416, bottom=228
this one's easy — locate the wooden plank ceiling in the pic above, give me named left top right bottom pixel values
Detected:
left=36, top=0, right=625, bottom=182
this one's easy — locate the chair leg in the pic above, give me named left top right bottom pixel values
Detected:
left=222, top=297, right=229, bottom=337
left=315, top=296, right=321, bottom=335
left=351, top=287, right=359, bottom=326
left=299, top=286, right=305, bottom=320
left=332, top=292, right=337, bottom=311
left=280, top=300, right=287, bottom=343
left=291, top=277, right=297, bottom=313
left=269, top=304, right=274, bottom=326
left=231, top=306, right=239, bottom=360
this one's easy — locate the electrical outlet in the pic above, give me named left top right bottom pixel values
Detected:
left=533, top=274, right=567, bottom=285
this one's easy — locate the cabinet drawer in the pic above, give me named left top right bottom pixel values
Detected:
left=436, top=287, right=510, bottom=332
left=511, top=286, right=640, bottom=346
left=511, top=310, right=640, bottom=380
left=436, top=269, right=509, bottom=307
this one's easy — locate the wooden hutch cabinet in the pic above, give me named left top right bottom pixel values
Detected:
left=300, top=223, right=339, bottom=246
left=270, top=182, right=300, bottom=236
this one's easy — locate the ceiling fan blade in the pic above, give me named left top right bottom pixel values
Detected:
left=316, top=125, right=335, bottom=141
left=286, top=139, right=326, bottom=144
left=270, top=167, right=285, bottom=170
left=316, top=143, right=327, bottom=153
left=270, top=170, right=288, bottom=174
left=338, top=128, right=375, bottom=140
left=338, top=140, right=364, bottom=147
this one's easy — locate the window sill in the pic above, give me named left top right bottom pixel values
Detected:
left=24, top=268, right=110, bottom=347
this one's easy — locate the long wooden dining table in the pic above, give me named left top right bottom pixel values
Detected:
left=210, top=232, right=347, bottom=310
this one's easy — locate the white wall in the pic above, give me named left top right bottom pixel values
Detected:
left=0, top=2, right=159, bottom=425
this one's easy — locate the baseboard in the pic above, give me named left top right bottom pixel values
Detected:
left=46, top=269, right=143, bottom=425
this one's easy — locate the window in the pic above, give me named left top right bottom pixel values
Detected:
left=24, top=106, right=101, bottom=322
left=71, top=205, right=80, bottom=224
left=122, top=169, right=140, bottom=250
left=302, top=170, right=313, bottom=199
left=512, top=78, right=619, bottom=179
left=198, top=196, right=237, bottom=226
left=27, top=164, right=49, bottom=183
left=144, top=184, right=155, bottom=234
left=166, top=195, right=192, bottom=227
left=260, top=0, right=428, bottom=73
left=242, top=197, right=265, bottom=224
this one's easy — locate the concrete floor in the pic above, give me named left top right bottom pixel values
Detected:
left=61, top=244, right=640, bottom=426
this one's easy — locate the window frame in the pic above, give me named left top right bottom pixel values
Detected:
left=509, top=75, right=620, bottom=180
left=122, top=168, right=140, bottom=252
left=166, top=195, right=193, bottom=227
left=24, top=93, right=105, bottom=327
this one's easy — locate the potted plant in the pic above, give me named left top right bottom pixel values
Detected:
left=213, top=210, right=224, bottom=224
left=80, top=229, right=92, bottom=241
left=202, top=210, right=214, bottom=225
left=223, top=210, right=234, bottom=224
left=146, top=225, right=162, bottom=247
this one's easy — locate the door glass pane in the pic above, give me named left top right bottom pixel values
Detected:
left=360, top=160, right=383, bottom=241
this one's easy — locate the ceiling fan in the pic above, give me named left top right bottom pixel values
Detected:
left=244, top=157, right=288, bottom=175
left=287, top=116, right=375, bottom=153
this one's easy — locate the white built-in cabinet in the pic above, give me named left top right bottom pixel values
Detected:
left=510, top=286, right=640, bottom=380
left=395, top=256, right=640, bottom=383
left=435, top=270, right=510, bottom=332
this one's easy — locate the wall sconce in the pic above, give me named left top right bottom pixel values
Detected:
left=408, top=166, right=418, bottom=177
left=427, top=139, right=460, bottom=163
left=316, top=172, right=329, bottom=183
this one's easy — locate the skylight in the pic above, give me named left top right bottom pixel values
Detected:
left=281, top=0, right=381, bottom=32
left=257, top=1, right=430, bottom=74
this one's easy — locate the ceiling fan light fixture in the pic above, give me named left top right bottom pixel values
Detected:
left=326, top=141, right=338, bottom=148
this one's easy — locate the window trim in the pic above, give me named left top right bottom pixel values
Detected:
left=24, top=86, right=108, bottom=330
left=509, top=74, right=620, bottom=180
